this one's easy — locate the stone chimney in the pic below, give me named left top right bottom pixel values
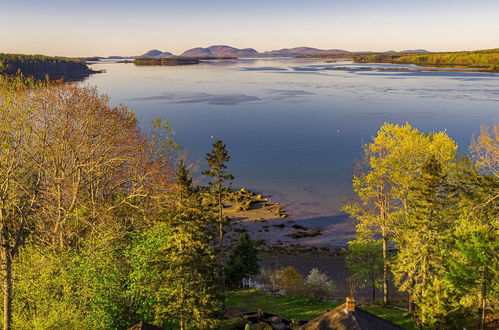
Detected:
left=346, top=297, right=356, bottom=312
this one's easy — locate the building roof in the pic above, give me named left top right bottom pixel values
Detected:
left=298, top=303, right=404, bottom=330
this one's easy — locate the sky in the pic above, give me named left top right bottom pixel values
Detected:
left=1, top=0, right=498, bottom=57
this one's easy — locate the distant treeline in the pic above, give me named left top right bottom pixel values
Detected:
left=134, top=57, right=200, bottom=66
left=353, top=49, right=499, bottom=71
left=0, top=53, right=96, bottom=80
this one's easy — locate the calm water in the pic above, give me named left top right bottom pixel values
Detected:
left=84, top=58, right=498, bottom=222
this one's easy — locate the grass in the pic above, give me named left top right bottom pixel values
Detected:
left=226, top=290, right=417, bottom=329
left=227, top=289, right=336, bottom=321
left=362, top=306, right=416, bottom=330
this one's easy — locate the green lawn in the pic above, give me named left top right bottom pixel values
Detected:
left=226, top=290, right=416, bottom=329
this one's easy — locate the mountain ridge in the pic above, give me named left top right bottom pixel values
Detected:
left=136, top=46, right=431, bottom=58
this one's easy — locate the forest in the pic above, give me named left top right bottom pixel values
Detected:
left=0, top=54, right=94, bottom=80
left=134, top=58, right=200, bottom=66
left=0, top=74, right=497, bottom=329
left=351, top=49, right=499, bottom=71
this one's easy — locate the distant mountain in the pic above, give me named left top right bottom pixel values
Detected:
left=180, top=45, right=259, bottom=57
left=399, top=49, right=430, bottom=53
left=140, top=49, right=175, bottom=58
left=264, top=47, right=349, bottom=56
left=136, top=46, right=431, bottom=60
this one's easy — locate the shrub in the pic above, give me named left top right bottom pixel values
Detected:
left=304, top=268, right=335, bottom=302
left=273, top=266, right=304, bottom=297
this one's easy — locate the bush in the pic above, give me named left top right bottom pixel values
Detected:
left=273, top=266, right=304, bottom=297
left=304, top=268, right=335, bottom=302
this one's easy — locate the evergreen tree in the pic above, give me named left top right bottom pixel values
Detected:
left=202, top=140, right=234, bottom=291
left=391, top=156, right=460, bottom=328
left=175, top=160, right=195, bottom=208
left=447, top=170, right=498, bottom=329
left=226, top=233, right=260, bottom=286
left=129, top=208, right=223, bottom=330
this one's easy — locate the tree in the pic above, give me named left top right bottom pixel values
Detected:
left=176, top=160, right=194, bottom=199
left=445, top=124, right=499, bottom=329
left=345, top=239, right=383, bottom=303
left=128, top=208, right=223, bottom=330
left=304, top=268, right=335, bottom=302
left=391, top=156, right=461, bottom=327
left=274, top=266, right=304, bottom=297
left=471, top=123, right=498, bottom=177
left=343, top=123, right=457, bottom=304
left=202, top=140, right=234, bottom=291
left=0, top=84, right=46, bottom=330
left=226, top=233, right=260, bottom=286
left=0, top=81, right=175, bottom=329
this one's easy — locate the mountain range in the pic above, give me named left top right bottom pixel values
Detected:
left=138, top=45, right=430, bottom=58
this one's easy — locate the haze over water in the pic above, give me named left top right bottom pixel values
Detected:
left=84, top=58, right=498, bottom=230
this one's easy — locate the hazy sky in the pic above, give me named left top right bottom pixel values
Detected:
left=2, top=0, right=498, bottom=57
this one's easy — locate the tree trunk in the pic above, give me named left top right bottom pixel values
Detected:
left=2, top=248, right=12, bottom=330
left=219, top=192, right=225, bottom=294
left=480, top=266, right=487, bottom=330
left=382, top=232, right=389, bottom=304
left=408, top=293, right=414, bottom=315
left=371, top=280, right=376, bottom=304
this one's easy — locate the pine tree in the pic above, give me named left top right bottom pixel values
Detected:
left=202, top=140, right=234, bottom=291
left=226, top=233, right=260, bottom=286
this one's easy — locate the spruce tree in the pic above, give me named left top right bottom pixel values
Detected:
left=226, top=233, right=260, bottom=287
left=202, top=140, right=234, bottom=291
left=129, top=208, right=223, bottom=330
left=176, top=160, right=194, bottom=202
left=392, top=156, right=460, bottom=327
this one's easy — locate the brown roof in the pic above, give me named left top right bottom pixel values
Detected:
left=297, top=304, right=404, bottom=330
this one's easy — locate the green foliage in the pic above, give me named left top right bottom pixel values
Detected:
left=345, top=122, right=498, bottom=328
left=11, top=225, right=135, bottom=329
left=445, top=173, right=499, bottom=328
left=342, top=122, right=458, bottom=304
left=345, top=239, right=383, bottom=303
left=226, top=233, right=260, bottom=286
left=150, top=117, right=181, bottom=159
left=128, top=208, right=223, bottom=329
left=0, top=53, right=91, bottom=79
left=134, top=58, right=199, bottom=66
left=203, top=139, right=234, bottom=195
left=352, top=48, right=499, bottom=71
left=391, top=156, right=462, bottom=328
left=0, top=81, right=224, bottom=330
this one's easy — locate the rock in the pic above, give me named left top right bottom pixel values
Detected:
left=270, top=316, right=282, bottom=324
